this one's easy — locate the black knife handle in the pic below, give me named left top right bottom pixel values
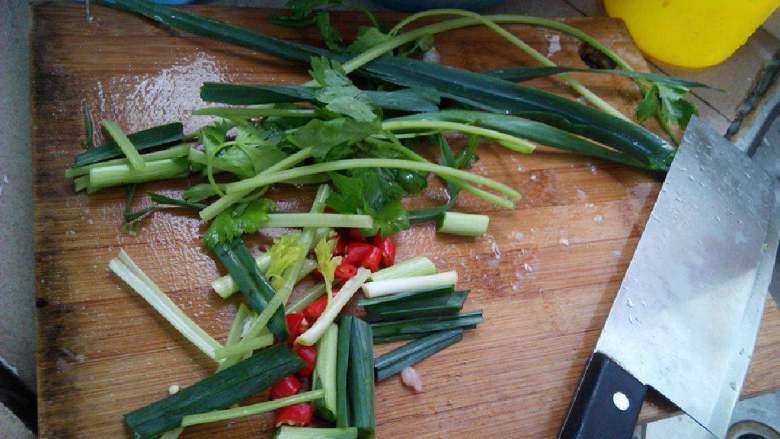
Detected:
left=559, top=352, right=646, bottom=439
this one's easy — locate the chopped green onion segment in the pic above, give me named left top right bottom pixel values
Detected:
left=437, top=212, right=490, bottom=236
left=362, top=271, right=458, bottom=298
left=369, top=256, right=437, bottom=282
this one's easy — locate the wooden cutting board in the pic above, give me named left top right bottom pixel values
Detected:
left=32, top=4, right=780, bottom=438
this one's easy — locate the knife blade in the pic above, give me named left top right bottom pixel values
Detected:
left=559, top=117, right=778, bottom=439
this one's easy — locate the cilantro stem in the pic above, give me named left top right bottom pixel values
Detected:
left=101, top=120, right=146, bottom=171
left=214, top=333, right=274, bottom=360
left=266, top=213, right=374, bottom=229
left=199, top=147, right=313, bottom=221
left=337, top=11, right=627, bottom=120
left=192, top=107, right=318, bottom=119
left=181, top=390, right=324, bottom=427
left=225, top=159, right=520, bottom=208
left=381, top=120, right=535, bottom=154
left=437, top=211, right=490, bottom=236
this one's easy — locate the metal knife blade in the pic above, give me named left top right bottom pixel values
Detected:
left=560, top=118, right=778, bottom=439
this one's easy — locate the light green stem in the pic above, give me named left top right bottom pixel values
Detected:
left=224, top=159, right=519, bottom=207
left=199, top=147, right=313, bottom=221
left=66, top=144, right=191, bottom=178
left=101, top=120, right=146, bottom=171
left=192, top=107, right=317, bottom=119
left=287, top=283, right=326, bottom=314
left=266, top=213, right=374, bottom=229
left=382, top=120, right=535, bottom=153
left=181, top=390, right=324, bottom=427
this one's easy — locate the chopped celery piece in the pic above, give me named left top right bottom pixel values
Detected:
left=287, top=283, right=326, bottom=314
left=108, top=250, right=221, bottom=360
left=361, top=271, right=458, bottom=298
left=369, top=256, right=436, bottom=281
left=180, top=390, right=324, bottom=427
left=313, top=323, right=338, bottom=421
left=66, top=144, right=191, bottom=178
left=265, top=213, right=373, bottom=229
left=87, top=158, right=189, bottom=192
left=437, top=212, right=490, bottom=236
left=275, top=427, right=358, bottom=439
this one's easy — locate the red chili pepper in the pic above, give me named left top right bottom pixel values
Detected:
left=293, top=345, right=317, bottom=378
left=333, top=235, right=346, bottom=256
left=285, top=313, right=306, bottom=345
left=274, top=403, right=314, bottom=427
left=348, top=228, right=365, bottom=242
left=303, top=296, right=327, bottom=323
left=269, top=375, right=301, bottom=400
left=343, top=243, right=373, bottom=265
left=334, top=261, right=358, bottom=282
left=362, top=246, right=382, bottom=272
left=376, top=236, right=396, bottom=267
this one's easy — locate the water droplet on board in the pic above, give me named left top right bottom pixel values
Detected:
left=626, top=298, right=634, bottom=308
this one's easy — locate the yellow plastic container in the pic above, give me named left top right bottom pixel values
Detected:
left=604, top=0, right=780, bottom=68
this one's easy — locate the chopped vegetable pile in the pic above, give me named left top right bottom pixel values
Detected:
left=67, top=0, right=708, bottom=437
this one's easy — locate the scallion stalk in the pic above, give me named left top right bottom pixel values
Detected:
left=214, top=333, right=274, bottom=360
left=296, top=268, right=371, bottom=346
left=313, top=323, right=338, bottom=421
left=101, top=120, right=146, bottom=171
left=275, top=427, right=358, bottom=439
left=369, top=256, right=437, bottom=282
left=66, top=144, right=191, bottom=178
left=361, top=271, right=458, bottom=298
left=374, top=329, right=464, bottom=381
left=212, top=254, right=317, bottom=299
left=265, top=213, right=374, bottom=229
left=437, top=212, right=490, bottom=236
left=108, top=250, right=221, bottom=360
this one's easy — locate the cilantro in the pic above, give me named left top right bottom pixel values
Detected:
left=309, top=57, right=377, bottom=122
left=636, top=83, right=698, bottom=140
left=313, top=234, right=342, bottom=300
left=347, top=26, right=392, bottom=55
left=315, top=11, right=342, bottom=50
left=287, top=117, right=380, bottom=159
left=327, top=172, right=410, bottom=237
left=265, top=232, right=305, bottom=289
left=203, top=199, right=274, bottom=248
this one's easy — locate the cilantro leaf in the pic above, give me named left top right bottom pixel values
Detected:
left=315, top=11, right=342, bottom=50
left=309, top=57, right=377, bottom=121
left=636, top=83, right=698, bottom=133
left=203, top=199, right=274, bottom=248
left=287, top=118, right=380, bottom=159
left=347, top=26, right=392, bottom=55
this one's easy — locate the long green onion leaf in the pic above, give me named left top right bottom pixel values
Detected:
left=73, top=121, right=183, bottom=167
left=181, top=390, right=323, bottom=427
left=374, top=329, right=463, bottom=381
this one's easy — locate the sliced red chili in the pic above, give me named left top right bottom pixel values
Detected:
left=334, top=261, right=358, bottom=282
left=378, top=236, right=396, bottom=267
left=303, top=296, right=327, bottom=323
left=274, top=403, right=313, bottom=427
left=362, top=246, right=382, bottom=272
left=348, top=228, right=365, bottom=242
left=285, top=313, right=306, bottom=345
left=293, top=344, right=317, bottom=378
left=269, top=375, right=301, bottom=400
left=343, top=243, right=373, bottom=265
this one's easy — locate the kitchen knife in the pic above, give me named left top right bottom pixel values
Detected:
left=559, top=117, right=779, bottom=439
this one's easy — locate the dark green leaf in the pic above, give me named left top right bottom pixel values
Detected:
left=347, top=26, right=391, bottom=55
left=315, top=11, right=342, bottom=50
left=636, top=85, right=660, bottom=122
left=203, top=199, right=274, bottom=248
left=288, top=118, right=379, bottom=159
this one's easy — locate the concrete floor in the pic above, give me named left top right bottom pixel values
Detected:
left=2, top=0, right=778, bottom=437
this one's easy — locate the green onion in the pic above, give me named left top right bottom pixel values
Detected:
left=369, top=256, right=437, bottom=281
left=313, top=323, right=339, bottom=421
left=297, top=268, right=371, bottom=346
left=275, top=427, right=358, bottom=439
left=265, top=213, right=374, bottom=229
left=348, top=317, right=375, bottom=439
left=66, top=144, right=191, bottom=178
left=124, top=344, right=304, bottom=439
left=87, top=158, right=190, bottom=192
left=437, top=212, right=490, bottom=236
left=372, top=311, right=483, bottom=343
left=287, top=282, right=326, bottom=314
left=362, top=289, right=468, bottom=322
left=192, top=106, right=318, bottom=119
left=224, top=158, right=520, bottom=209
left=375, top=329, right=464, bottom=381
left=361, top=271, right=458, bottom=298
left=108, top=250, right=221, bottom=360
left=180, top=389, right=323, bottom=427
left=73, top=121, right=183, bottom=167
left=211, top=238, right=289, bottom=340
left=336, top=315, right=353, bottom=429
left=73, top=175, right=89, bottom=192
left=212, top=254, right=316, bottom=299
left=215, top=303, right=252, bottom=372
left=100, top=120, right=146, bottom=171
left=148, top=192, right=206, bottom=209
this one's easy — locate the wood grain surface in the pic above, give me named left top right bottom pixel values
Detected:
left=32, top=4, right=780, bottom=438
